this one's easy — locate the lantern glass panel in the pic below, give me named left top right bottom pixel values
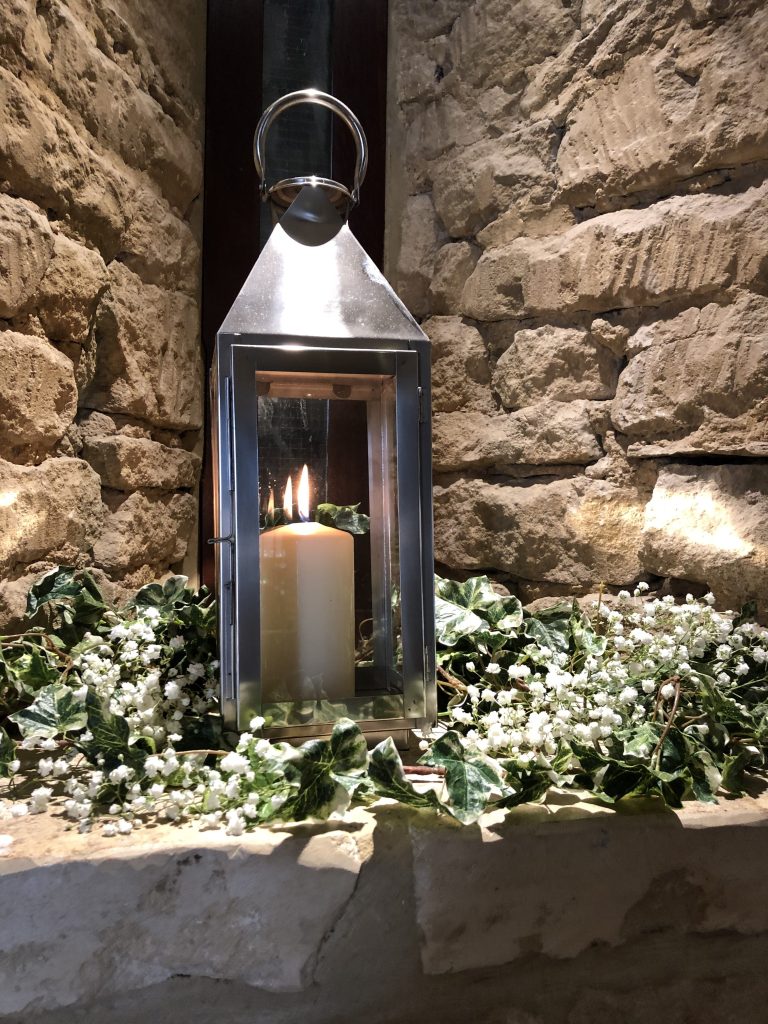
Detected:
left=254, top=368, right=403, bottom=723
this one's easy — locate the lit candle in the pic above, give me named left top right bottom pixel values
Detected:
left=259, top=465, right=355, bottom=702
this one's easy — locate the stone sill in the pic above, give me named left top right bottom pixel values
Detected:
left=2, top=793, right=768, bottom=1023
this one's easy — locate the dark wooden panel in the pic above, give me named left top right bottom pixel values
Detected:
left=200, top=0, right=264, bottom=586
left=331, top=0, right=388, bottom=268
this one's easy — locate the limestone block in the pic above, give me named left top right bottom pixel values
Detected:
left=557, top=6, right=768, bottom=203
left=87, top=263, right=203, bottom=430
left=447, top=0, right=576, bottom=91
left=424, top=315, right=494, bottom=414
left=431, top=123, right=557, bottom=237
left=429, top=242, right=480, bottom=314
left=462, top=181, right=768, bottom=321
left=0, top=68, right=198, bottom=295
left=433, top=475, right=646, bottom=587
left=613, top=293, right=768, bottom=456
left=642, top=464, right=768, bottom=609
left=35, top=0, right=203, bottom=211
left=0, top=331, right=78, bottom=460
left=83, top=435, right=201, bottom=491
left=37, top=234, right=108, bottom=344
left=390, top=0, right=471, bottom=42
left=93, top=489, right=197, bottom=573
left=0, top=193, right=54, bottom=318
left=433, top=402, right=601, bottom=473
left=393, top=194, right=447, bottom=318
left=493, top=325, right=620, bottom=408
left=411, top=800, right=768, bottom=976
left=0, top=823, right=368, bottom=1016
left=0, top=457, right=103, bottom=573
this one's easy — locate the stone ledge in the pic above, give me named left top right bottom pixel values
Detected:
left=2, top=793, right=768, bottom=1023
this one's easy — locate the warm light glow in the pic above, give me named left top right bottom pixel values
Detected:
left=298, top=464, right=310, bottom=522
left=0, top=490, right=17, bottom=508
left=267, top=487, right=275, bottom=521
left=283, top=475, right=293, bottom=522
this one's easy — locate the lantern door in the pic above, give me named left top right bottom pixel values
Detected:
left=226, top=343, right=427, bottom=736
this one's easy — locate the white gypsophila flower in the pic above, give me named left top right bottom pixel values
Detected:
left=108, top=764, right=133, bottom=785
left=508, top=664, right=531, bottom=679
left=220, top=751, right=249, bottom=775
left=188, top=663, right=206, bottom=680
left=485, top=663, right=501, bottom=676
left=249, top=716, right=265, bottom=731
left=660, top=682, right=677, bottom=700
left=29, top=787, right=53, bottom=813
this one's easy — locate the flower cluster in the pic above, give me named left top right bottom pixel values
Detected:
left=443, top=585, right=768, bottom=793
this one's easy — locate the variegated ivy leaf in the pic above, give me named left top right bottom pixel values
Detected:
left=368, top=737, right=440, bottom=810
left=10, top=683, right=87, bottom=740
left=420, top=730, right=507, bottom=824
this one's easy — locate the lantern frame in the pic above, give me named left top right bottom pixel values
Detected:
left=212, top=184, right=436, bottom=744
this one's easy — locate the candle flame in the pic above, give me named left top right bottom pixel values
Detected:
left=298, top=464, right=310, bottom=522
left=283, top=475, right=293, bottom=522
left=267, top=487, right=275, bottom=523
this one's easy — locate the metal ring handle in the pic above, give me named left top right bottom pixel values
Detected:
left=253, top=89, right=368, bottom=209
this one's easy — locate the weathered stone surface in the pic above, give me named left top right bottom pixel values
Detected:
left=412, top=797, right=768, bottom=977
left=434, top=475, right=646, bottom=587
left=462, top=181, right=768, bottom=321
left=557, top=6, right=768, bottom=203
left=393, top=194, right=447, bottom=319
left=642, top=464, right=768, bottom=610
left=0, top=457, right=102, bottom=573
left=433, top=402, right=601, bottom=473
left=83, top=435, right=201, bottom=492
left=87, top=263, right=202, bottom=430
left=0, top=193, right=54, bottom=318
left=4, top=798, right=768, bottom=1024
left=429, top=241, right=480, bottom=314
left=0, top=331, right=77, bottom=460
left=93, top=489, right=197, bottom=573
left=425, top=315, right=495, bottom=413
left=493, top=324, right=620, bottom=408
left=0, top=816, right=367, bottom=1015
left=613, top=293, right=768, bottom=456
left=37, top=234, right=108, bottom=344
left=431, top=123, right=559, bottom=237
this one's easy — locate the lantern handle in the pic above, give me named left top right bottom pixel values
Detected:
left=253, top=89, right=368, bottom=213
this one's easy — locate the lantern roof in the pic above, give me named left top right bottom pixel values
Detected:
left=218, top=186, right=427, bottom=344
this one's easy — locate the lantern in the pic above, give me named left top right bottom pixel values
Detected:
left=211, top=90, right=436, bottom=745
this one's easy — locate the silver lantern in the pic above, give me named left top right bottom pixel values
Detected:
left=211, top=90, right=435, bottom=745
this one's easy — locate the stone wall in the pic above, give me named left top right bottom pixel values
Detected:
left=387, top=0, right=768, bottom=612
left=0, top=0, right=205, bottom=625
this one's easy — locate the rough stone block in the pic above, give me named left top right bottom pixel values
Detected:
left=38, top=233, right=108, bottom=344
left=0, top=331, right=78, bottom=460
left=613, top=292, right=768, bottom=456
left=93, top=489, right=197, bottom=573
left=434, top=475, right=647, bottom=587
left=429, top=241, right=480, bottom=314
left=425, top=315, right=495, bottom=413
left=0, top=193, right=54, bottom=318
left=433, top=402, right=601, bottom=473
left=87, top=263, right=203, bottom=430
left=0, top=457, right=103, bottom=573
left=392, top=194, right=447, bottom=318
left=642, top=464, right=768, bottom=610
left=462, top=181, right=768, bottom=321
left=431, top=123, right=558, bottom=237
left=493, top=324, right=620, bottom=407
left=83, top=435, right=201, bottom=491
left=557, top=7, right=768, bottom=203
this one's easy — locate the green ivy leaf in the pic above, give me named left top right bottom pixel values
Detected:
left=521, top=613, right=572, bottom=655
left=26, top=567, right=106, bottom=645
left=369, top=737, right=440, bottom=810
left=434, top=596, right=485, bottom=646
left=421, top=731, right=506, bottom=824
left=10, top=683, right=87, bottom=739
left=329, top=718, right=368, bottom=774
left=314, top=503, right=370, bottom=536
left=284, top=720, right=369, bottom=821
left=131, top=575, right=191, bottom=613
left=0, top=726, right=16, bottom=778
left=83, top=690, right=144, bottom=771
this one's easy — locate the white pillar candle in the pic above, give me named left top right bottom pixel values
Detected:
left=259, top=468, right=355, bottom=702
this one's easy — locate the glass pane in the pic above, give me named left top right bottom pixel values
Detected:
left=255, top=370, right=402, bottom=718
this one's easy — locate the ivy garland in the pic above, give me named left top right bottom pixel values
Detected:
left=0, top=568, right=766, bottom=834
